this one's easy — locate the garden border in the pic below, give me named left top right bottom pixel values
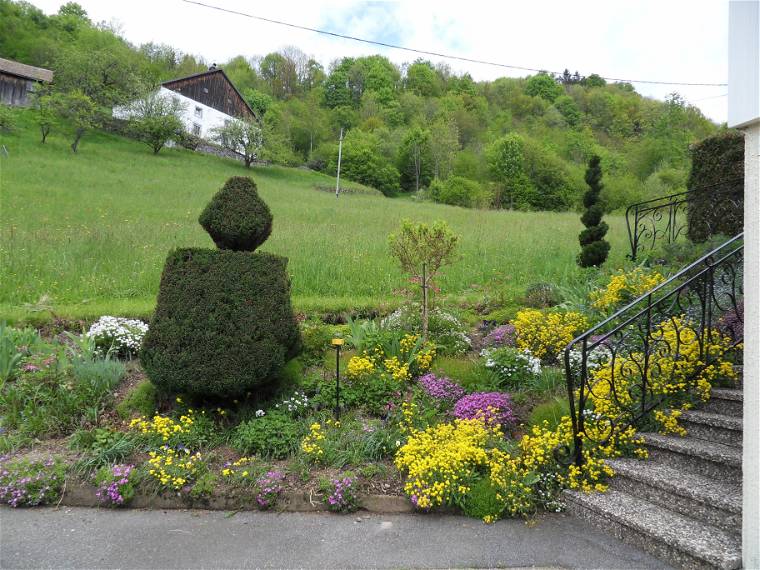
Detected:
left=58, top=482, right=414, bottom=513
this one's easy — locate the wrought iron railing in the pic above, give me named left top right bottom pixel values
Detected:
left=563, top=233, right=744, bottom=466
left=625, top=183, right=743, bottom=261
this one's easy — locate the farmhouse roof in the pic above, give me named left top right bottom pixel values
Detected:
left=161, top=67, right=256, bottom=120
left=0, top=57, right=53, bottom=82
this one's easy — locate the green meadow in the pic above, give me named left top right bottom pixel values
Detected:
left=0, top=111, right=627, bottom=322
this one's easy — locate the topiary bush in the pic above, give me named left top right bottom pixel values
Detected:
left=577, top=155, right=610, bottom=267
left=199, top=177, right=273, bottom=251
left=686, top=131, right=744, bottom=243
left=141, top=177, right=300, bottom=398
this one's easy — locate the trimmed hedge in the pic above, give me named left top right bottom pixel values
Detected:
left=687, top=131, right=744, bottom=243
left=199, top=177, right=273, bottom=251
left=140, top=248, right=300, bottom=398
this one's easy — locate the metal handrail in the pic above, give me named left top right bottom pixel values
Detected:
left=564, top=233, right=744, bottom=466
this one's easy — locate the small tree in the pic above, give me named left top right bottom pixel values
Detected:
left=577, top=155, right=610, bottom=267
left=126, top=91, right=186, bottom=154
left=55, top=91, right=98, bottom=153
left=211, top=119, right=263, bottom=168
left=32, top=92, right=57, bottom=143
left=0, top=104, right=16, bottom=135
left=486, top=133, right=532, bottom=209
left=388, top=219, right=460, bottom=340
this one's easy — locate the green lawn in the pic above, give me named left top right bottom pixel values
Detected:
left=0, top=110, right=627, bottom=322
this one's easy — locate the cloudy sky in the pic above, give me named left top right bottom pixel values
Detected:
left=33, top=0, right=729, bottom=122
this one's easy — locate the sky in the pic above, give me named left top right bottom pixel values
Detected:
left=32, top=0, right=730, bottom=122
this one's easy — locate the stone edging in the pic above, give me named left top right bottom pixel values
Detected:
left=59, top=482, right=414, bottom=513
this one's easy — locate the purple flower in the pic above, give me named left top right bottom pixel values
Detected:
left=483, top=324, right=516, bottom=348
left=453, top=392, right=515, bottom=427
left=418, top=374, right=466, bottom=402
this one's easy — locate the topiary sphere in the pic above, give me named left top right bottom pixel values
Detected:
left=199, top=177, right=273, bottom=251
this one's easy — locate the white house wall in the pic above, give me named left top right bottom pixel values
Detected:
left=113, top=87, right=235, bottom=140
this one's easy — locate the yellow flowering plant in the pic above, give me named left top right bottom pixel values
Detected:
left=146, top=446, right=205, bottom=491
left=220, top=456, right=259, bottom=487
left=586, top=316, right=738, bottom=437
left=129, top=411, right=196, bottom=444
left=513, top=309, right=588, bottom=363
left=590, top=268, right=665, bottom=312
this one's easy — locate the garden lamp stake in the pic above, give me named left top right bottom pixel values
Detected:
left=331, top=338, right=344, bottom=420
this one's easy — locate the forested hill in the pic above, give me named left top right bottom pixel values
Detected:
left=2, top=0, right=718, bottom=211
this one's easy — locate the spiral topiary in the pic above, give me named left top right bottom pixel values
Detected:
left=577, top=155, right=610, bottom=267
left=140, top=176, right=300, bottom=398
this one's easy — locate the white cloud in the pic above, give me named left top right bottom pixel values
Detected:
left=32, top=0, right=728, bottom=121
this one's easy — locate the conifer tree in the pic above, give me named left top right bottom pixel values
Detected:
left=577, top=155, right=610, bottom=267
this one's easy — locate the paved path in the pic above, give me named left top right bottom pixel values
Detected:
left=0, top=507, right=668, bottom=569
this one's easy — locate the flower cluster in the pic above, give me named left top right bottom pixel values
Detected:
left=395, top=418, right=497, bottom=510
left=453, top=392, right=515, bottom=428
left=221, top=456, right=255, bottom=482
left=301, top=422, right=326, bottom=459
left=147, top=446, right=203, bottom=491
left=654, top=410, right=687, bottom=436
left=95, top=464, right=136, bottom=507
left=255, top=471, right=285, bottom=509
left=483, top=324, right=516, bottom=348
left=383, top=306, right=471, bottom=355
left=129, top=411, right=195, bottom=443
left=591, top=268, right=665, bottom=312
left=417, top=373, right=466, bottom=403
left=0, top=456, right=64, bottom=507
left=481, top=347, right=541, bottom=388
left=275, top=391, right=310, bottom=416
left=324, top=476, right=358, bottom=512
left=86, top=316, right=149, bottom=357
left=589, top=316, right=738, bottom=436
left=513, top=309, right=588, bottom=363
left=345, top=334, right=435, bottom=383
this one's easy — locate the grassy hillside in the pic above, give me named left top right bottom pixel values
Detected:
left=0, top=110, right=628, bottom=321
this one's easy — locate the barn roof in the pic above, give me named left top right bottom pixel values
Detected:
left=0, top=57, right=53, bottom=82
left=161, top=67, right=256, bottom=120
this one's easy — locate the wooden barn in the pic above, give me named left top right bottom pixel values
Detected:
left=159, top=65, right=256, bottom=137
left=0, top=57, right=53, bottom=107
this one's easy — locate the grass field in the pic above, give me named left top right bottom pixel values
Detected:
left=0, top=110, right=628, bottom=322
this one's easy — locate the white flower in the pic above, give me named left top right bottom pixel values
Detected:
left=255, top=409, right=265, bottom=417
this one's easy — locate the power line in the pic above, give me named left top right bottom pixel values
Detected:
left=181, top=0, right=727, bottom=87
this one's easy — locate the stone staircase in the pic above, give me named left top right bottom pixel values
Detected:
left=564, top=375, right=743, bottom=570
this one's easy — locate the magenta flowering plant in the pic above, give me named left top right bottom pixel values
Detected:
left=417, top=373, right=465, bottom=403
left=0, top=455, right=65, bottom=507
left=483, top=324, right=516, bottom=348
left=94, top=464, right=136, bottom=507
left=255, top=470, right=285, bottom=510
left=322, top=474, right=359, bottom=512
left=453, top=392, right=515, bottom=427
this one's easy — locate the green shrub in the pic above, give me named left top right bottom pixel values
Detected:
left=116, top=380, right=158, bottom=419
left=198, top=177, right=273, bottom=251
left=528, top=397, right=570, bottom=430
left=383, top=304, right=471, bottom=355
left=141, top=248, right=301, bottom=397
left=232, top=411, right=304, bottom=459
left=687, top=131, right=744, bottom=242
left=523, top=283, right=562, bottom=309
left=300, top=321, right=335, bottom=365
left=430, top=176, right=491, bottom=208
left=141, top=178, right=300, bottom=398
left=459, top=477, right=504, bottom=520
left=578, top=155, right=609, bottom=268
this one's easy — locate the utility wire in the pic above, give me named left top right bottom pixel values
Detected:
left=181, top=0, right=728, bottom=87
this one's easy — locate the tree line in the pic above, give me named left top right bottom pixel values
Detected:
left=1, top=0, right=718, bottom=211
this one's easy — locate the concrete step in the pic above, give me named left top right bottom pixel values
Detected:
left=679, top=410, right=742, bottom=447
left=564, top=489, right=741, bottom=570
left=607, top=458, right=741, bottom=534
left=642, top=433, right=742, bottom=482
left=704, top=388, right=743, bottom=417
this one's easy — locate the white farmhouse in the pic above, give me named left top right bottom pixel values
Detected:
left=115, top=64, right=256, bottom=138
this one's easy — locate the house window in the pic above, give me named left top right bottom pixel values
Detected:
left=194, top=106, right=203, bottom=118
left=192, top=123, right=201, bottom=136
